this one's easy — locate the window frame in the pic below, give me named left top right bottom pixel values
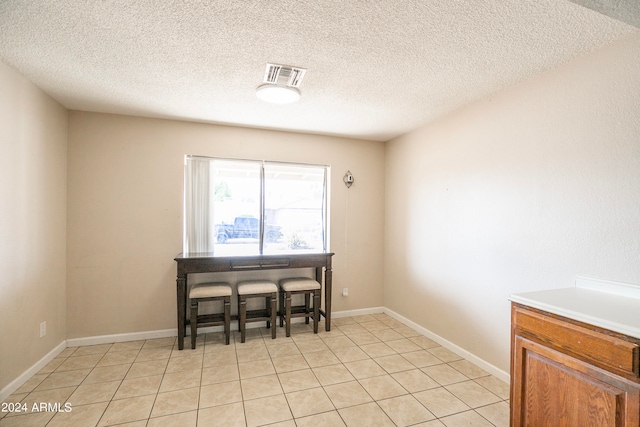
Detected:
left=183, top=155, right=330, bottom=255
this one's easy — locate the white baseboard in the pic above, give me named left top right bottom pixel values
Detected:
left=0, top=341, right=66, bottom=403
left=66, top=329, right=177, bottom=348
left=383, top=307, right=510, bottom=384
left=3, top=305, right=508, bottom=403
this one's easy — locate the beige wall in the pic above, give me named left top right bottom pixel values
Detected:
left=384, top=33, right=640, bottom=375
left=66, top=113, right=385, bottom=338
left=0, top=62, right=68, bottom=392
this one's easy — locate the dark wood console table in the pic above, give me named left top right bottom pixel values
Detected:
left=174, top=252, right=334, bottom=350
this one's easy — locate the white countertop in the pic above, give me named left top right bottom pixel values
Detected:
left=509, top=276, right=640, bottom=339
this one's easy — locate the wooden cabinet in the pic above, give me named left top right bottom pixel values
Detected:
left=511, top=303, right=640, bottom=426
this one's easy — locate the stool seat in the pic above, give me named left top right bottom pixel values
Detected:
left=189, top=282, right=233, bottom=299
left=238, top=280, right=278, bottom=295
left=189, top=282, right=232, bottom=349
left=237, top=280, right=278, bottom=343
left=280, top=278, right=321, bottom=292
left=278, top=277, right=321, bottom=337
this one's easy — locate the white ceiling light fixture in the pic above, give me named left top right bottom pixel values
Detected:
left=256, top=63, right=306, bottom=104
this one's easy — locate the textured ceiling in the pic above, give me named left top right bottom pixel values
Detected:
left=0, top=1, right=637, bottom=141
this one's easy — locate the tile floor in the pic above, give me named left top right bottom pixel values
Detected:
left=1, top=313, right=510, bottom=427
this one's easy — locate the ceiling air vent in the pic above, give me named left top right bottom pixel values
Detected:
left=263, top=63, right=306, bottom=88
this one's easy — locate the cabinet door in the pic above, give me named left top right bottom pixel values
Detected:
left=512, top=335, right=640, bottom=427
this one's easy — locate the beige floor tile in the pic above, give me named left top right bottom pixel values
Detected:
left=37, top=358, right=65, bottom=375
left=385, top=338, right=422, bottom=354
left=372, top=329, right=404, bottom=342
left=332, top=317, right=357, bottom=326
left=109, top=341, right=145, bottom=353
left=448, top=360, right=488, bottom=379
left=271, top=354, right=310, bottom=373
left=378, top=394, right=436, bottom=426
left=352, top=315, right=378, bottom=323
left=295, top=338, right=330, bottom=353
left=34, top=370, right=91, bottom=391
left=97, top=394, right=155, bottom=426
left=201, top=364, right=239, bottom=385
left=13, top=387, right=76, bottom=416
left=336, top=324, right=368, bottom=335
left=359, top=375, right=408, bottom=400
left=312, top=364, right=356, bottom=386
left=474, top=376, right=510, bottom=400
left=71, top=344, right=112, bottom=357
left=348, top=332, right=382, bottom=346
left=151, top=387, right=199, bottom=418
left=67, top=380, right=120, bottom=405
left=238, top=358, right=275, bottom=379
left=236, top=344, right=270, bottom=363
left=96, top=350, right=139, bottom=367
left=422, top=364, right=469, bottom=386
left=295, top=410, right=346, bottom=427
left=165, top=353, right=203, bottom=373
left=475, top=401, right=509, bottom=427
left=439, top=410, right=494, bottom=427
left=46, top=401, right=108, bottom=427
left=202, top=347, right=238, bottom=367
left=12, top=374, right=47, bottom=394
left=413, top=387, right=471, bottom=418
left=0, top=411, right=55, bottom=426
left=343, top=359, right=386, bottom=379
left=445, top=381, right=501, bottom=408
left=277, top=369, right=321, bottom=393
left=360, top=320, right=389, bottom=332
left=427, top=347, right=462, bottom=363
left=302, top=350, right=341, bottom=368
left=197, top=402, right=245, bottom=427
left=410, top=336, right=440, bottom=349
left=331, top=346, right=369, bottom=363
left=83, top=364, right=130, bottom=384
left=125, top=359, right=168, bottom=379
left=374, top=354, right=416, bottom=374
left=143, top=337, right=177, bottom=348
left=241, top=374, right=283, bottom=400
left=285, top=387, right=335, bottom=418
left=199, top=381, right=243, bottom=408
left=401, top=350, right=443, bottom=368
left=393, top=326, right=422, bottom=338
left=392, top=369, right=439, bottom=393
left=113, top=375, right=162, bottom=400
left=338, top=402, right=395, bottom=427
left=158, top=368, right=201, bottom=393
left=55, top=354, right=104, bottom=372
left=135, top=346, right=172, bottom=362
left=266, top=342, right=300, bottom=358
left=323, top=336, right=356, bottom=350
left=147, top=410, right=197, bottom=427
left=324, top=381, right=373, bottom=409
left=243, top=394, right=292, bottom=427
left=360, top=342, right=396, bottom=358
left=6, top=316, right=511, bottom=427
left=380, top=319, right=407, bottom=329
left=56, top=347, right=78, bottom=358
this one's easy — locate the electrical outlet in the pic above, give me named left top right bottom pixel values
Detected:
left=342, top=288, right=348, bottom=297
left=40, top=321, right=46, bottom=338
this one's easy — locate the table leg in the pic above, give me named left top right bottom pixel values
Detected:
left=177, top=276, right=186, bottom=350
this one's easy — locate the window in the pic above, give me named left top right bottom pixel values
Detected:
left=183, top=156, right=329, bottom=255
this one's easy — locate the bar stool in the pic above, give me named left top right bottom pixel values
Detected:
left=237, top=280, right=278, bottom=343
left=278, top=277, right=321, bottom=337
left=189, top=282, right=232, bottom=349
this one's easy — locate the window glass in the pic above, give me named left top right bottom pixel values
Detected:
left=183, top=156, right=329, bottom=255
left=263, top=163, right=327, bottom=253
